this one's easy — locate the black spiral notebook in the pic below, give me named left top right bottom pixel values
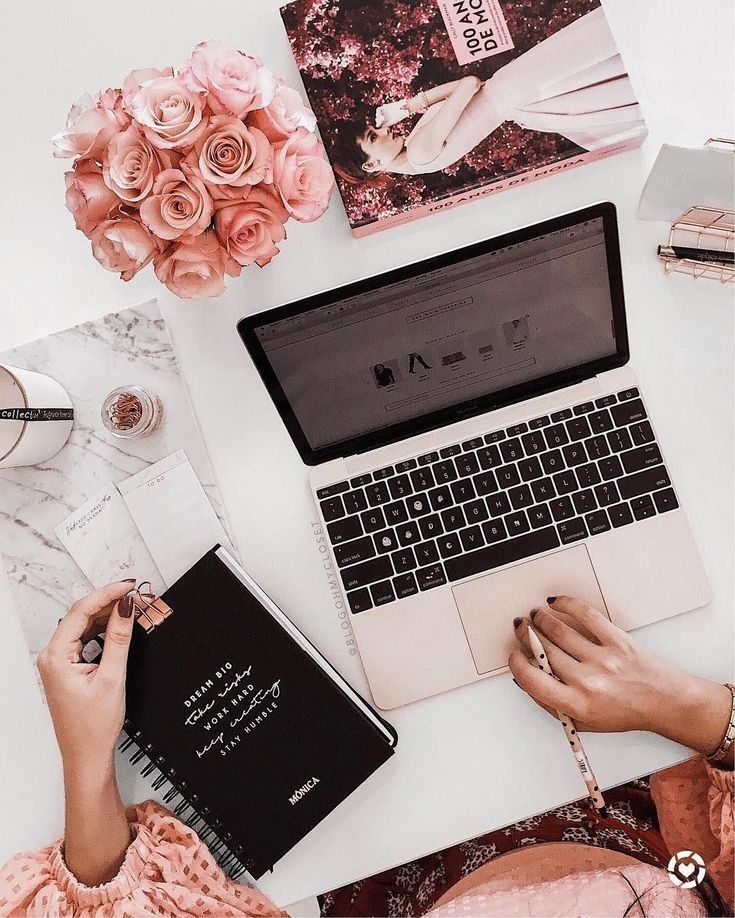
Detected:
left=122, top=545, right=397, bottom=879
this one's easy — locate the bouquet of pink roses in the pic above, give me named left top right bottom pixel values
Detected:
left=54, top=41, right=333, bottom=299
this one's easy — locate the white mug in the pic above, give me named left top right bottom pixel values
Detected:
left=0, top=364, right=74, bottom=469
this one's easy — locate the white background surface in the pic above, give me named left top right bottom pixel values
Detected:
left=0, top=0, right=733, bottom=910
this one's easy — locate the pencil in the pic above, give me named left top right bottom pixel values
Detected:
left=527, top=625, right=608, bottom=817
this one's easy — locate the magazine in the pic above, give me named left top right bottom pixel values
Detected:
left=281, top=0, right=647, bottom=235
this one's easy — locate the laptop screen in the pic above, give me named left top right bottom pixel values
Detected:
left=241, top=205, right=627, bottom=464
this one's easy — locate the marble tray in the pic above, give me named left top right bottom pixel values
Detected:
left=0, top=300, right=232, bottom=665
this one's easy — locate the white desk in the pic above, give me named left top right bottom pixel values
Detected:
left=0, top=0, right=733, bottom=909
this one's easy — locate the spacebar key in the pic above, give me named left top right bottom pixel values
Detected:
left=444, top=527, right=560, bottom=582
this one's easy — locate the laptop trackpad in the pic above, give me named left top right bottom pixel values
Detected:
left=452, top=545, right=610, bottom=675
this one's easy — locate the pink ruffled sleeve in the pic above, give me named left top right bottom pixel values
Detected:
left=0, top=800, right=284, bottom=917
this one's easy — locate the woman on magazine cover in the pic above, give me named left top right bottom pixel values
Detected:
left=0, top=582, right=731, bottom=916
left=335, top=7, right=646, bottom=180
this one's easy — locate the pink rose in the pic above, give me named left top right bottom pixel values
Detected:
left=52, top=91, right=128, bottom=160
left=65, top=160, right=120, bottom=236
left=188, top=116, right=272, bottom=187
left=103, top=124, right=176, bottom=203
left=154, top=229, right=240, bottom=299
left=273, top=128, right=333, bottom=223
left=130, top=75, right=207, bottom=150
left=249, top=80, right=316, bottom=142
left=140, top=167, right=213, bottom=240
left=214, top=186, right=288, bottom=267
left=183, top=41, right=276, bottom=117
left=122, top=66, right=174, bottom=110
left=90, top=216, right=159, bottom=280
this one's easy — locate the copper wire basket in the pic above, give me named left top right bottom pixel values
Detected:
left=658, top=205, right=735, bottom=284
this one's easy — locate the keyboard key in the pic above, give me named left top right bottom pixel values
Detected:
left=462, top=437, right=484, bottom=451
left=550, top=496, right=575, bottom=521
left=553, top=470, right=578, bottom=495
left=608, top=428, right=633, bottom=453
left=595, top=394, right=617, bottom=408
left=617, top=387, right=639, bottom=401
left=396, top=522, right=422, bottom=546
left=521, top=431, right=547, bottom=455
left=500, top=438, right=523, bottom=462
left=327, top=516, right=363, bottom=544
left=374, top=530, right=399, bottom=554
left=451, top=479, right=476, bottom=504
left=478, top=445, right=502, bottom=469
left=594, top=482, right=620, bottom=507
left=388, top=474, right=412, bottom=499
left=541, top=450, right=565, bottom=475
left=585, top=435, right=610, bottom=460
left=621, top=444, right=663, bottom=474
left=395, top=459, right=417, bottom=473
left=482, top=518, right=508, bottom=544
left=507, top=423, right=528, bottom=437
left=456, top=453, right=480, bottom=477
left=320, top=496, right=345, bottom=521
left=441, top=506, right=466, bottom=531
left=518, top=457, right=543, bottom=481
left=370, top=580, right=395, bottom=606
left=361, top=508, right=386, bottom=532
left=392, top=547, right=417, bottom=573
left=551, top=409, right=572, bottom=422
left=528, top=504, right=553, bottom=528
left=347, top=588, right=372, bottom=614
left=429, top=485, right=453, bottom=511
left=608, top=503, right=634, bottom=528
left=438, top=534, right=462, bottom=558
left=415, top=541, right=440, bottom=565
left=473, top=470, right=498, bottom=496
left=440, top=444, right=462, bottom=458
left=350, top=474, right=372, bottom=488
left=573, top=402, right=595, bottom=415
left=599, top=456, right=624, bottom=480
left=460, top=525, right=485, bottom=551
left=576, top=463, right=601, bottom=488
left=419, top=514, right=443, bottom=538
left=611, top=398, right=646, bottom=427
left=416, top=564, right=447, bottom=590
left=487, top=493, right=512, bottom=517
left=563, top=443, right=587, bottom=467
left=545, top=424, right=569, bottom=448
left=445, top=527, right=560, bottom=582
left=341, top=556, right=393, bottom=590
left=529, top=415, right=551, bottom=429
left=343, top=490, right=368, bottom=515
left=497, top=464, right=521, bottom=488
left=373, top=466, right=394, bottom=480
left=505, top=511, right=530, bottom=535
left=434, top=459, right=458, bottom=483
left=334, top=536, right=375, bottom=567
left=407, top=494, right=431, bottom=517
left=567, top=417, right=591, bottom=441
left=384, top=501, right=408, bottom=526
left=485, top=430, right=506, bottom=443
left=558, top=517, right=588, bottom=544
left=631, top=495, right=657, bottom=521
left=317, top=481, right=349, bottom=499
left=531, top=477, right=555, bottom=502
left=588, top=409, right=613, bottom=434
left=410, top=467, right=435, bottom=491
left=618, top=467, right=671, bottom=500
left=653, top=488, right=679, bottom=513
left=630, top=421, right=655, bottom=446
left=464, top=498, right=489, bottom=524
left=509, top=484, right=533, bottom=509
left=585, top=509, right=611, bottom=535
left=418, top=451, right=439, bottom=465
left=393, top=572, right=419, bottom=599
left=366, top=482, right=390, bottom=506
left=572, top=489, right=597, bottom=515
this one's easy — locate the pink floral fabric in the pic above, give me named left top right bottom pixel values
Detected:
left=0, top=801, right=283, bottom=917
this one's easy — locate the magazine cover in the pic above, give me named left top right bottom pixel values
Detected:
left=281, top=0, right=647, bottom=235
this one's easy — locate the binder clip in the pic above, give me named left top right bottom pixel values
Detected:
left=133, top=582, right=172, bottom=632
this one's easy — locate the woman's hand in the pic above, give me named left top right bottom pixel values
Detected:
left=509, top=595, right=732, bottom=760
left=37, top=581, right=138, bottom=885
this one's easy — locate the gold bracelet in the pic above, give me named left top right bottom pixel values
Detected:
left=707, top=682, right=735, bottom=764
left=416, top=91, right=430, bottom=114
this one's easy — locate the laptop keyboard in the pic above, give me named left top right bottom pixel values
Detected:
left=317, top=389, right=679, bottom=615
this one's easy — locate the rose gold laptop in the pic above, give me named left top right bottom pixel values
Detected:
left=239, top=203, right=710, bottom=709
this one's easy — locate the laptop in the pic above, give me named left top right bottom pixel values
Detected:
left=238, top=203, right=710, bottom=710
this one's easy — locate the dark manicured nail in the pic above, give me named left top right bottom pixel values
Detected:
left=546, top=596, right=557, bottom=604
left=118, top=593, right=134, bottom=618
left=121, top=578, right=136, bottom=583
left=529, top=608, right=539, bottom=619
left=513, top=616, right=523, bottom=629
